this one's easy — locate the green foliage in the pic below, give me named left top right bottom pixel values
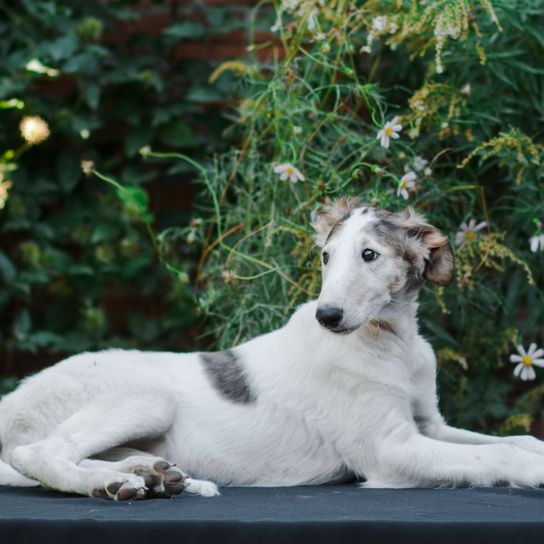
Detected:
left=189, top=0, right=544, bottom=433
left=2, top=0, right=544, bottom=436
left=0, top=0, right=238, bottom=357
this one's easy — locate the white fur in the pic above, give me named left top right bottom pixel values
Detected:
left=1, top=204, right=544, bottom=499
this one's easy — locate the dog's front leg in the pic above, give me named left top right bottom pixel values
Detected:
left=365, top=428, right=544, bottom=488
left=345, top=397, right=544, bottom=488
left=412, top=359, right=544, bottom=456
left=418, top=416, right=544, bottom=457
left=411, top=339, right=544, bottom=456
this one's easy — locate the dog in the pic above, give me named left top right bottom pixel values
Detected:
left=1, top=198, right=544, bottom=501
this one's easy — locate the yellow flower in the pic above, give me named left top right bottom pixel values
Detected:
left=19, top=116, right=50, bottom=145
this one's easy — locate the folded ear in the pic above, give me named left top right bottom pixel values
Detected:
left=311, top=197, right=363, bottom=247
left=406, top=224, right=455, bottom=286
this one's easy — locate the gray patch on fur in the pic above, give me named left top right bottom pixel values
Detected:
left=372, top=219, right=425, bottom=291
left=413, top=414, right=427, bottom=433
left=372, top=220, right=404, bottom=256
left=200, top=350, right=256, bottom=404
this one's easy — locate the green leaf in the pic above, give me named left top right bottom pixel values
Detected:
left=0, top=251, right=16, bottom=283
left=119, top=186, right=153, bottom=224
left=0, top=377, right=19, bottom=395
left=57, top=155, right=82, bottom=193
left=29, top=331, right=63, bottom=348
left=185, top=87, right=222, bottom=103
left=67, top=265, right=95, bottom=276
left=163, top=22, right=206, bottom=43
left=160, top=119, right=196, bottom=147
left=43, top=32, right=78, bottom=61
left=13, top=309, right=31, bottom=341
left=421, top=318, right=458, bottom=346
left=126, top=126, right=151, bottom=157
left=83, top=84, right=100, bottom=110
left=91, top=223, right=120, bottom=244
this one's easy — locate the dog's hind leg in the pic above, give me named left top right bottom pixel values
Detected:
left=9, top=393, right=180, bottom=500
left=80, top=447, right=220, bottom=497
left=0, top=457, right=38, bottom=487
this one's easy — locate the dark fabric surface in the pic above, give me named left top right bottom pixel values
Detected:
left=0, top=484, right=543, bottom=544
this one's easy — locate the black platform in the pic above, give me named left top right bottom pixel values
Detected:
left=0, top=484, right=543, bottom=544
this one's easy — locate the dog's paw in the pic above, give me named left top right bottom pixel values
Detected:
left=93, top=474, right=147, bottom=501
left=145, top=461, right=187, bottom=497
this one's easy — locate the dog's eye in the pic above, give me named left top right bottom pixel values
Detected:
left=362, top=248, right=379, bottom=262
left=322, top=251, right=330, bottom=265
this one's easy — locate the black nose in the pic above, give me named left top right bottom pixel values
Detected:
left=316, top=306, right=344, bottom=329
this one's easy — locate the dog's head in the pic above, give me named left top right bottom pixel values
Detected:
left=311, top=198, right=455, bottom=334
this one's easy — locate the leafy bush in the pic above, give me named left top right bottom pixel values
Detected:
left=0, top=0, right=239, bottom=361
left=186, top=0, right=543, bottom=433
left=2, top=0, right=544, bottom=436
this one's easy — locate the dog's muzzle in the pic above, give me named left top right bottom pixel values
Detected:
left=316, top=306, right=344, bottom=330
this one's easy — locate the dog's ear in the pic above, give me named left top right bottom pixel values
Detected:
left=311, top=197, right=363, bottom=247
left=405, top=219, right=455, bottom=287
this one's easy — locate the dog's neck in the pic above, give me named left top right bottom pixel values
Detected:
left=364, top=291, right=419, bottom=339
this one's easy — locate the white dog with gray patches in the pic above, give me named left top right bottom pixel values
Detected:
left=1, top=198, right=544, bottom=500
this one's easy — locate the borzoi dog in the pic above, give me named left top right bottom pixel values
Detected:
left=1, top=199, right=543, bottom=500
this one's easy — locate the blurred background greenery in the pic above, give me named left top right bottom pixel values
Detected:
left=1, top=0, right=544, bottom=435
left=0, top=0, right=251, bottom=379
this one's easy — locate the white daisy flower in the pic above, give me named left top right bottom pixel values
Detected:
left=461, top=83, right=471, bottom=97
left=397, top=171, right=416, bottom=200
left=510, top=343, right=544, bottom=381
left=307, top=9, right=318, bottom=32
left=293, top=126, right=303, bottom=135
left=529, top=234, right=544, bottom=253
left=455, top=218, right=487, bottom=246
left=274, top=163, right=305, bottom=183
left=372, top=16, right=388, bottom=33
left=413, top=156, right=428, bottom=172
left=377, top=117, right=402, bottom=149
left=283, top=0, right=301, bottom=10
